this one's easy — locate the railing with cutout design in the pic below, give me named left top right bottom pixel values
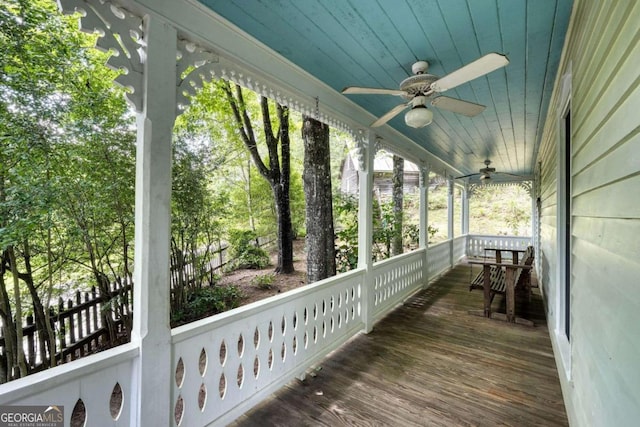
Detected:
left=371, top=249, right=425, bottom=323
left=428, top=240, right=452, bottom=280
left=466, top=235, right=532, bottom=259
left=0, top=343, right=137, bottom=426
left=453, top=235, right=467, bottom=262
left=3, top=233, right=516, bottom=426
left=169, top=268, right=366, bottom=426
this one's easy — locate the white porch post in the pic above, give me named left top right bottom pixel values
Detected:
left=462, top=182, right=470, bottom=235
left=419, top=164, right=430, bottom=286
left=357, top=131, right=375, bottom=333
left=447, top=177, right=454, bottom=267
left=131, top=15, right=176, bottom=427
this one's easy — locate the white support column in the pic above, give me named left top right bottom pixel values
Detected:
left=357, top=131, right=375, bottom=333
left=131, top=15, right=177, bottom=427
left=447, top=177, right=455, bottom=267
left=419, top=164, right=430, bottom=286
left=462, top=182, right=470, bottom=235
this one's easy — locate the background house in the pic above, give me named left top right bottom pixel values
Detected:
left=340, top=150, right=421, bottom=197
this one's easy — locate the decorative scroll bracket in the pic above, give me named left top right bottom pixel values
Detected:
left=58, top=0, right=144, bottom=111
left=175, top=40, right=219, bottom=116
left=354, top=130, right=368, bottom=172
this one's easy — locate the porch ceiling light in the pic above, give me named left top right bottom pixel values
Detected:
left=404, top=106, right=433, bottom=128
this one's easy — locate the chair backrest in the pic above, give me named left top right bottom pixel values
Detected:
left=524, top=246, right=534, bottom=265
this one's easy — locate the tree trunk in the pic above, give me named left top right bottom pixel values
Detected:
left=391, top=155, right=404, bottom=256
left=302, top=116, right=336, bottom=283
left=221, top=81, right=295, bottom=274
left=7, top=246, right=28, bottom=378
left=0, top=256, right=18, bottom=383
left=21, top=240, right=55, bottom=369
left=272, top=179, right=294, bottom=273
left=274, top=104, right=294, bottom=273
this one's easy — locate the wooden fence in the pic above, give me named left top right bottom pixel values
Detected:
left=0, top=279, right=132, bottom=376
left=0, top=236, right=275, bottom=378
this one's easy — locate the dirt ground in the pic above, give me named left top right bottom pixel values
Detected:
left=217, top=238, right=308, bottom=306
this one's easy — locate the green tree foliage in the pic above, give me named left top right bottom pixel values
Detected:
left=469, top=185, right=531, bottom=236
left=169, top=137, right=228, bottom=312
left=0, top=0, right=135, bottom=380
left=334, top=192, right=359, bottom=272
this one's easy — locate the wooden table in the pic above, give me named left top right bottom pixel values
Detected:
left=483, top=247, right=527, bottom=265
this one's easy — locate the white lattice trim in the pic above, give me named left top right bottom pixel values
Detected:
left=468, top=180, right=533, bottom=197
left=201, top=57, right=353, bottom=134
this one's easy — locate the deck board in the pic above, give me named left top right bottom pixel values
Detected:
left=231, top=263, right=568, bottom=426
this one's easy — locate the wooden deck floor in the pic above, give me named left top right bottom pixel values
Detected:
left=231, top=262, right=568, bottom=426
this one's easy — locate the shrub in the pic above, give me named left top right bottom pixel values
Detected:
left=404, top=223, right=419, bottom=246
left=251, top=273, right=275, bottom=289
left=226, top=229, right=270, bottom=270
left=171, top=285, right=244, bottom=326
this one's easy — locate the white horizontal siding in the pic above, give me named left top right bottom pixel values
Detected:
left=537, top=0, right=640, bottom=425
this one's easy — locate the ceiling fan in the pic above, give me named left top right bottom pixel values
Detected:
left=455, top=159, right=521, bottom=182
left=342, top=53, right=509, bottom=128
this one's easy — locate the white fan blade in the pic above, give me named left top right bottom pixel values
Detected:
left=430, top=53, right=509, bottom=92
left=431, top=96, right=485, bottom=117
left=371, top=103, right=410, bottom=127
left=342, top=86, right=407, bottom=96
left=455, top=173, right=480, bottom=179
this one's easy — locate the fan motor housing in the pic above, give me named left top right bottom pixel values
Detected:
left=399, top=74, right=439, bottom=98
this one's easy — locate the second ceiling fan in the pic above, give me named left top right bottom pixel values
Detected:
left=342, top=53, right=509, bottom=128
left=455, top=159, right=522, bottom=182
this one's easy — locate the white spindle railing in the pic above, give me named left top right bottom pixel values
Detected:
left=371, top=249, right=425, bottom=323
left=466, top=235, right=532, bottom=259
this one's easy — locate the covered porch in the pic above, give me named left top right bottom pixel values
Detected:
left=232, top=263, right=567, bottom=426
left=2, top=236, right=555, bottom=426
left=2, top=0, right=558, bottom=425
left=3, top=0, right=640, bottom=426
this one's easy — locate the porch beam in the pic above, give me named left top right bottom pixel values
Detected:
left=131, top=14, right=176, bottom=427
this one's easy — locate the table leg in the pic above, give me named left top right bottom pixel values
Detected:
left=483, top=264, right=491, bottom=318
left=495, top=250, right=502, bottom=264
left=512, top=251, right=519, bottom=265
left=505, top=267, right=515, bottom=322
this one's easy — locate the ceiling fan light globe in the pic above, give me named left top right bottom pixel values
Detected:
left=405, top=107, right=433, bottom=128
